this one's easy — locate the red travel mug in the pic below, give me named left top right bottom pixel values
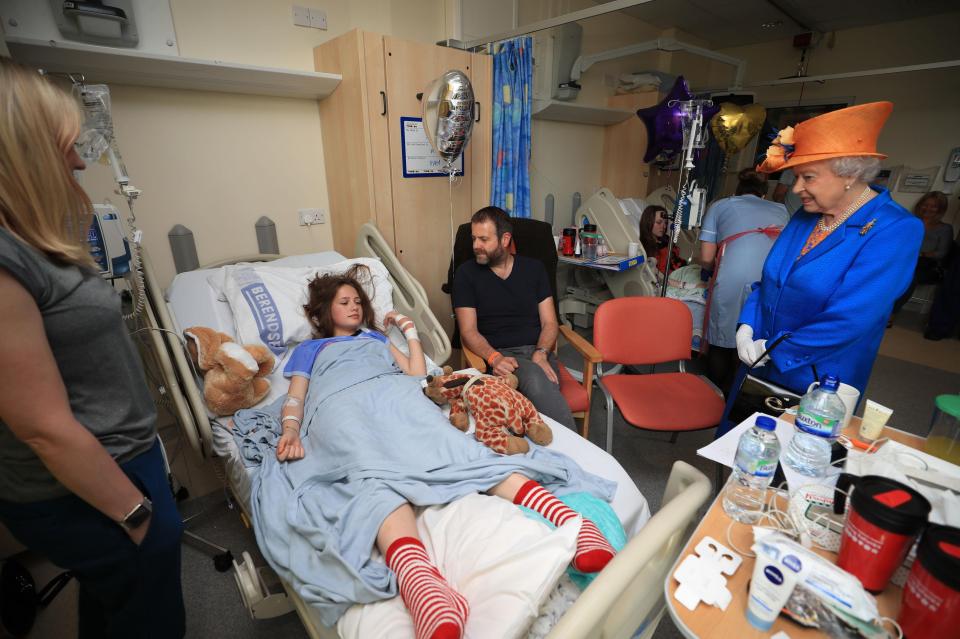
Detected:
left=561, top=228, right=576, bottom=256
left=899, top=525, right=960, bottom=639
left=836, top=476, right=930, bottom=593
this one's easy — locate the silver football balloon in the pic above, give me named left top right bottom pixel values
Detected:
left=422, top=70, right=475, bottom=169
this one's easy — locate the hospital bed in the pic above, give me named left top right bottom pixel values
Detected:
left=561, top=188, right=707, bottom=349
left=139, top=222, right=711, bottom=638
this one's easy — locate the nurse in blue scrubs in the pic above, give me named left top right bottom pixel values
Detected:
left=736, top=102, right=923, bottom=396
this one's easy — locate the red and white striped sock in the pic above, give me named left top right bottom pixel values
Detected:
left=385, top=537, right=468, bottom=639
left=513, top=480, right=615, bottom=573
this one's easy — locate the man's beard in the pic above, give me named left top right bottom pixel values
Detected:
left=475, top=246, right=507, bottom=266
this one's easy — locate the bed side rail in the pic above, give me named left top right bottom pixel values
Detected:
left=354, top=222, right=452, bottom=366
left=141, top=248, right=216, bottom=459
left=546, top=461, right=711, bottom=639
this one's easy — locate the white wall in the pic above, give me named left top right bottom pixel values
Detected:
left=79, top=0, right=446, bottom=287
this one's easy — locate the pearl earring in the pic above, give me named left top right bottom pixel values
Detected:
left=844, top=184, right=851, bottom=191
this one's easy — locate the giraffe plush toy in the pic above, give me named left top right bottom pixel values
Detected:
left=423, top=367, right=553, bottom=454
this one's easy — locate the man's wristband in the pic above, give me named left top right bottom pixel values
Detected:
left=486, top=351, right=502, bottom=366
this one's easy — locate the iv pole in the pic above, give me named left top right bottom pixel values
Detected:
left=659, top=100, right=708, bottom=298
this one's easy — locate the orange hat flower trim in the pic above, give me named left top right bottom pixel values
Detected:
left=758, top=126, right=796, bottom=172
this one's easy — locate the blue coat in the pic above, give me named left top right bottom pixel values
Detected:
left=738, top=187, right=922, bottom=395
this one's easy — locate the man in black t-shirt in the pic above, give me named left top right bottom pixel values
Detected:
left=452, top=207, right=576, bottom=429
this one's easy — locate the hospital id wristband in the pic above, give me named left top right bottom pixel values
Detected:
left=281, top=415, right=302, bottom=428
left=487, top=351, right=502, bottom=366
left=402, top=327, right=419, bottom=341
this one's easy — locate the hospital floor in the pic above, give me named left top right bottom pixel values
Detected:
left=11, top=310, right=960, bottom=639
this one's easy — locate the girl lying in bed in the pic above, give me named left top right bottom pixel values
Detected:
left=265, top=265, right=617, bottom=639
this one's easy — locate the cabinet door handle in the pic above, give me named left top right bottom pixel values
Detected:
left=474, top=102, right=481, bottom=123
left=380, top=90, right=387, bottom=116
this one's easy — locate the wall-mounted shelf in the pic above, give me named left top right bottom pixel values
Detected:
left=532, top=99, right=633, bottom=126
left=5, top=36, right=342, bottom=100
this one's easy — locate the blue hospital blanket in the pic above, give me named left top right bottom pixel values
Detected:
left=232, top=336, right=617, bottom=626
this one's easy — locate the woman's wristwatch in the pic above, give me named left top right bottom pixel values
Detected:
left=119, top=497, right=153, bottom=531
left=533, top=347, right=550, bottom=357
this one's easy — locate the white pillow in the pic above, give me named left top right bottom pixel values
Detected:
left=337, top=494, right=578, bottom=639
left=219, top=258, right=393, bottom=355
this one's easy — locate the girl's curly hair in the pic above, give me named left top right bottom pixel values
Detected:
left=303, top=264, right=381, bottom=338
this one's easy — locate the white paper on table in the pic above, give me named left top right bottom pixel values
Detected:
left=845, top=439, right=960, bottom=526
left=697, top=412, right=840, bottom=493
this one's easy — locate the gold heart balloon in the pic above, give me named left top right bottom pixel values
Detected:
left=710, top=103, right=767, bottom=155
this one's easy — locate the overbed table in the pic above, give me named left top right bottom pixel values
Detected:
left=664, top=417, right=925, bottom=638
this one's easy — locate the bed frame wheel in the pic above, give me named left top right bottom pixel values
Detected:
left=214, top=551, right=234, bottom=573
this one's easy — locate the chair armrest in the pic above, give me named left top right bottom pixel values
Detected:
left=461, top=346, right=488, bottom=372
left=559, top=325, right=602, bottom=364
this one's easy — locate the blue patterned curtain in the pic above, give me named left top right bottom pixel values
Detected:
left=491, top=37, right=532, bottom=218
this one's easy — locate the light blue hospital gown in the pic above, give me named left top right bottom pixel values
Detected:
left=699, top=195, right=789, bottom=348
left=232, top=330, right=616, bottom=626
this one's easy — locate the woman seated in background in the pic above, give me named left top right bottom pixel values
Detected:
left=891, top=191, right=954, bottom=318
left=253, top=266, right=616, bottom=639
left=737, top=102, right=923, bottom=398
left=697, top=168, right=789, bottom=392
left=639, top=204, right=686, bottom=277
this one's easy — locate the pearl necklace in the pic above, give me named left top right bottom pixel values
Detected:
left=817, top=186, right=873, bottom=233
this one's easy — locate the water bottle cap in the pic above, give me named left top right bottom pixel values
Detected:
left=820, top=374, right=839, bottom=392
left=755, top=415, right=776, bottom=431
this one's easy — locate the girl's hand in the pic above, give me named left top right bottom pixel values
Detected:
left=277, top=428, right=305, bottom=461
left=385, top=311, right=417, bottom=336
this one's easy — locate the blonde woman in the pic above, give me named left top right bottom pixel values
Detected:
left=0, top=60, right=184, bottom=637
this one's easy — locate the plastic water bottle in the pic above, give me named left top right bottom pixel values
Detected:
left=783, top=374, right=846, bottom=477
left=723, top=415, right=781, bottom=524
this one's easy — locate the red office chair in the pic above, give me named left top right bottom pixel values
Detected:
left=593, top=297, right=724, bottom=453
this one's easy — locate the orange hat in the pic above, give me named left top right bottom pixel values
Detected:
left=756, top=101, right=892, bottom=173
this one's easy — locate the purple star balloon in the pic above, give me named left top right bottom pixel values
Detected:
left=637, top=76, right=718, bottom=164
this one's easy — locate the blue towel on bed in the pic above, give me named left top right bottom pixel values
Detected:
left=232, top=336, right=617, bottom=627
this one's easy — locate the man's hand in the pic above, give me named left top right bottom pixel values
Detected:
left=490, top=353, right=519, bottom=376
left=277, top=428, right=305, bottom=461
left=531, top=349, right=558, bottom=384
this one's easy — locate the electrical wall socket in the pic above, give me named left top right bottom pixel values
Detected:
left=292, top=5, right=327, bottom=30
left=308, top=8, right=327, bottom=30
left=292, top=5, right=310, bottom=27
left=298, top=208, right=326, bottom=226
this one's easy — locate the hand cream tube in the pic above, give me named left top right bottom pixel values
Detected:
left=859, top=400, right=893, bottom=442
left=747, top=541, right=802, bottom=631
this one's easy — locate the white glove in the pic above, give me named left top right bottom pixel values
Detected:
left=735, top=324, right=768, bottom=367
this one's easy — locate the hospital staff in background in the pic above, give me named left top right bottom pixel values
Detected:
left=697, top=169, right=789, bottom=393
left=736, top=102, right=923, bottom=397
left=0, top=60, right=184, bottom=638
left=891, top=191, right=954, bottom=319
left=453, top=206, right=577, bottom=430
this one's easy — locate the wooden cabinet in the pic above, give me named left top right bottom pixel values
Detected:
left=600, top=93, right=658, bottom=198
left=314, top=30, right=492, bottom=335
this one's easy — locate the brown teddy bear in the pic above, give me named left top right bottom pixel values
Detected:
left=424, top=367, right=553, bottom=455
left=183, top=326, right=274, bottom=416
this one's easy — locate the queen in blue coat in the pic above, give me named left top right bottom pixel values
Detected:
left=736, top=102, right=923, bottom=396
